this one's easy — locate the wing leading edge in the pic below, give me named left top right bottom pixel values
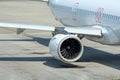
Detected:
left=0, top=22, right=102, bottom=37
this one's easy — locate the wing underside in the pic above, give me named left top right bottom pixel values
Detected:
left=0, top=22, right=102, bottom=37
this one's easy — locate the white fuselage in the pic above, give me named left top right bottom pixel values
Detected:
left=49, top=0, right=120, bottom=45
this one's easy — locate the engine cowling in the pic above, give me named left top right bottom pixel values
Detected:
left=49, top=34, right=84, bottom=62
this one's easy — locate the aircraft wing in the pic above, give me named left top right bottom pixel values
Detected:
left=0, top=22, right=102, bottom=37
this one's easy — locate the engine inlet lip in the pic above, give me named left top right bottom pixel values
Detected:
left=57, top=35, right=84, bottom=62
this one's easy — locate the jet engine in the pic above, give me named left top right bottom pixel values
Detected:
left=49, top=34, right=84, bottom=62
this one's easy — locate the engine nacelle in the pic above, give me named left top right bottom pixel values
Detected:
left=49, top=34, right=84, bottom=62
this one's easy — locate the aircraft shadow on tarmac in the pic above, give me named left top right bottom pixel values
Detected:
left=0, top=37, right=120, bottom=70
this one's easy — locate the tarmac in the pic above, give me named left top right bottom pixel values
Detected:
left=0, top=1, right=120, bottom=80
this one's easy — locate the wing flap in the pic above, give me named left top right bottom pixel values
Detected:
left=65, top=27, right=102, bottom=37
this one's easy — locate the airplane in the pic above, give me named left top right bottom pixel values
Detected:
left=0, top=0, right=119, bottom=63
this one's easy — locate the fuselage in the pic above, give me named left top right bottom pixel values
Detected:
left=49, top=0, right=120, bottom=45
